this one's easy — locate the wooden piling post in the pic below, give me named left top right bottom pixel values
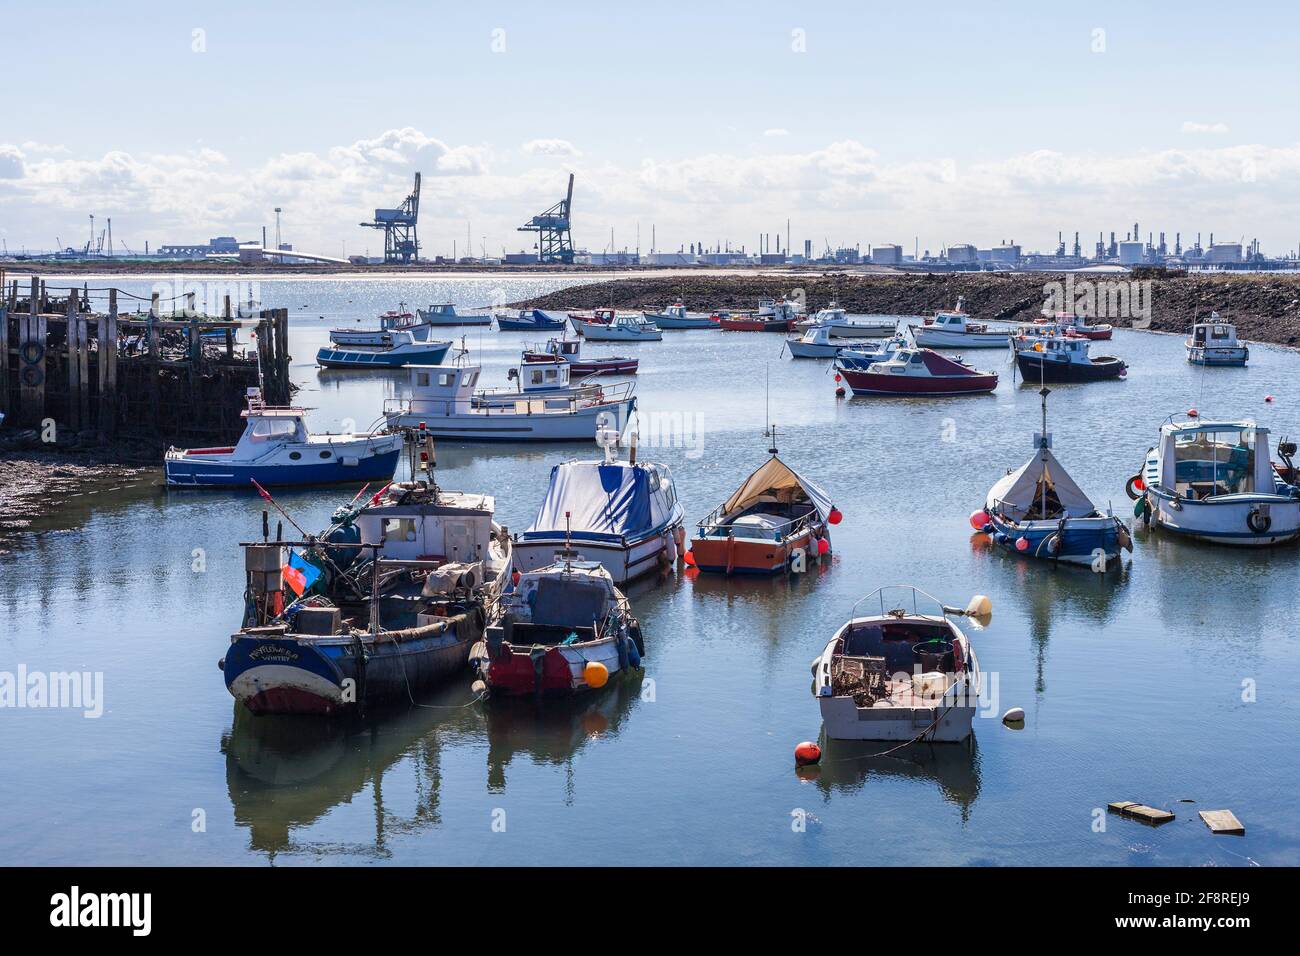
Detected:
left=66, top=292, right=82, bottom=431
left=0, top=296, right=9, bottom=419
left=223, top=295, right=234, bottom=359
left=17, top=276, right=47, bottom=427
left=77, top=298, right=90, bottom=432
left=98, top=289, right=118, bottom=440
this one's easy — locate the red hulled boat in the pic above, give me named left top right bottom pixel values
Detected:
left=836, top=347, right=998, bottom=395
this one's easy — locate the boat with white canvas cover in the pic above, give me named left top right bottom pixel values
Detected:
left=911, top=298, right=1016, bottom=349
left=813, top=586, right=990, bottom=742
left=1186, top=315, right=1248, bottom=366
left=794, top=305, right=897, bottom=339
left=474, top=552, right=643, bottom=698
left=417, top=303, right=493, bottom=326
left=572, top=313, right=663, bottom=341
left=383, top=362, right=635, bottom=441
left=974, top=387, right=1131, bottom=566
left=512, top=432, right=686, bottom=585
left=1129, top=418, right=1300, bottom=546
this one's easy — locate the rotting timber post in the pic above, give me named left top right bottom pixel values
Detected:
left=0, top=274, right=292, bottom=451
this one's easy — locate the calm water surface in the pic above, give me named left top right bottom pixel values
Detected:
left=2, top=277, right=1297, bottom=866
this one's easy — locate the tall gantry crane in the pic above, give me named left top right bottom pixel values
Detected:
left=519, top=173, right=575, bottom=263
left=361, top=172, right=421, bottom=264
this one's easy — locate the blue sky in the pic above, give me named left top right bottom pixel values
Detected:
left=3, top=1, right=1299, bottom=257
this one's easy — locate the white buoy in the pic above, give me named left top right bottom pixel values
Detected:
left=1002, top=707, right=1025, bottom=724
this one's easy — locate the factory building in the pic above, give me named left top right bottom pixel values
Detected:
left=1118, top=241, right=1146, bottom=265
left=871, top=244, right=903, bottom=265
left=1207, top=243, right=1243, bottom=264
left=946, top=243, right=978, bottom=264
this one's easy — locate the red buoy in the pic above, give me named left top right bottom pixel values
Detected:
left=835, top=386, right=846, bottom=398
left=683, top=550, right=696, bottom=567
left=1187, top=408, right=1198, bottom=418
left=511, top=570, right=521, bottom=586
left=827, top=507, right=843, bottom=525
left=1015, top=536, right=1030, bottom=552
left=816, top=537, right=830, bottom=555
left=794, top=741, right=821, bottom=766
left=834, top=373, right=842, bottom=383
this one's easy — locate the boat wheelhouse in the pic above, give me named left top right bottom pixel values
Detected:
left=475, top=557, right=643, bottom=697
left=164, top=389, right=402, bottom=487
left=689, top=444, right=837, bottom=574
left=222, top=465, right=512, bottom=715
left=785, top=323, right=849, bottom=359
left=911, top=299, right=1015, bottom=348
left=836, top=347, right=999, bottom=396
left=1131, top=419, right=1300, bottom=546
left=813, top=587, right=989, bottom=742
left=513, top=437, right=686, bottom=584
left=1186, top=315, right=1248, bottom=366
left=1013, top=332, right=1127, bottom=382
left=383, top=362, right=635, bottom=441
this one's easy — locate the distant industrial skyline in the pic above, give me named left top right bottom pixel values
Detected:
left=4, top=2, right=1300, bottom=257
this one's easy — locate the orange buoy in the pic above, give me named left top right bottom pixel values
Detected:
left=683, top=550, right=696, bottom=567
left=794, top=741, right=821, bottom=766
left=583, top=661, right=609, bottom=689
left=969, top=509, right=990, bottom=531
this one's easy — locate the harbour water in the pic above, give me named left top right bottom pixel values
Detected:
left=2, top=276, right=1298, bottom=866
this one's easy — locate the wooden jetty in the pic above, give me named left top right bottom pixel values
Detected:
left=0, top=273, right=291, bottom=449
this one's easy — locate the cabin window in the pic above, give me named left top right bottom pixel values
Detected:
left=1172, top=430, right=1255, bottom=497
left=1212, top=325, right=1230, bottom=340
left=383, top=518, right=419, bottom=543
left=249, top=418, right=299, bottom=441
left=648, top=470, right=661, bottom=492
left=545, top=369, right=558, bottom=382
left=416, top=372, right=431, bottom=387
left=320, top=450, right=332, bottom=459
left=438, top=372, right=455, bottom=387
left=909, top=353, right=924, bottom=364
left=529, top=371, right=543, bottom=385
left=289, top=452, right=301, bottom=460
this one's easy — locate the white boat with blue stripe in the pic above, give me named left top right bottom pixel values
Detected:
left=1131, top=417, right=1300, bottom=546
left=317, top=329, right=452, bottom=368
left=165, top=390, right=402, bottom=488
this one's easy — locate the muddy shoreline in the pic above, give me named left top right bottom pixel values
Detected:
left=517, top=271, right=1300, bottom=346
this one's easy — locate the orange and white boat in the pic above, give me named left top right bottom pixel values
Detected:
left=687, top=438, right=840, bottom=575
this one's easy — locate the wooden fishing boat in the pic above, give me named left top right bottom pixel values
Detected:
left=222, top=454, right=512, bottom=715
left=473, top=553, right=643, bottom=698
left=813, top=586, right=989, bottom=742
left=513, top=434, right=685, bottom=585
left=689, top=437, right=839, bottom=575
left=973, top=387, right=1131, bottom=567
left=837, top=347, right=998, bottom=395
left=1013, top=332, right=1127, bottom=382
left=521, top=338, right=639, bottom=376
left=1186, top=315, right=1248, bottom=366
left=1127, top=418, right=1300, bottom=546
left=165, top=390, right=401, bottom=488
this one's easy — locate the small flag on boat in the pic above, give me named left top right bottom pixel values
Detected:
left=282, top=551, right=322, bottom=597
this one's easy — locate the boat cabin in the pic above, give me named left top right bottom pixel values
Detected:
left=401, top=364, right=482, bottom=414
left=354, top=485, right=498, bottom=564
left=509, top=362, right=574, bottom=392
left=495, top=560, right=618, bottom=645
left=1189, top=319, right=1241, bottom=348
left=1155, top=421, right=1276, bottom=500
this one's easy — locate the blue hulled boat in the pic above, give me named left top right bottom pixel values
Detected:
left=164, top=391, right=402, bottom=488
left=495, top=309, right=567, bottom=332
left=973, top=387, right=1131, bottom=568
left=316, top=329, right=452, bottom=369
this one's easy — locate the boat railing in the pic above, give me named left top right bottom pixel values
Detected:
left=384, top=380, right=634, bottom=418
left=695, top=509, right=814, bottom=540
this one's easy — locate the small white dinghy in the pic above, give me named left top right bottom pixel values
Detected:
left=813, top=586, right=990, bottom=742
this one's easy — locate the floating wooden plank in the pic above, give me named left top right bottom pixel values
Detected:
left=1108, top=801, right=1175, bottom=825
left=1199, top=810, right=1245, bottom=835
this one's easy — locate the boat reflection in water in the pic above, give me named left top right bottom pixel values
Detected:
left=222, top=674, right=646, bottom=858
left=798, top=735, right=982, bottom=823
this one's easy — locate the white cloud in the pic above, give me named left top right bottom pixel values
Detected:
left=1182, top=121, right=1230, bottom=135
left=0, top=144, right=25, bottom=179
left=522, top=138, right=580, bottom=157
left=763, top=128, right=790, bottom=138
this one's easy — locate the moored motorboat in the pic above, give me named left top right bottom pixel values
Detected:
left=643, top=302, right=716, bottom=329
left=383, top=362, right=635, bottom=441
left=566, top=308, right=617, bottom=325
left=1013, top=331, right=1127, bottom=382
left=689, top=434, right=838, bottom=574
left=496, top=309, right=567, bottom=332
left=1034, top=311, right=1113, bottom=340
left=717, top=297, right=800, bottom=332
left=513, top=432, right=685, bottom=584
left=572, top=313, right=663, bottom=341
left=1186, top=315, right=1248, bottom=366
left=473, top=552, right=643, bottom=698
left=521, top=337, right=639, bottom=376
left=794, top=304, right=897, bottom=339
left=165, top=389, right=402, bottom=487
left=836, top=347, right=998, bottom=396
left=317, top=330, right=452, bottom=369
left=1127, top=418, right=1300, bottom=546
left=911, top=299, right=1015, bottom=348
left=833, top=333, right=911, bottom=370
left=473, top=361, right=604, bottom=407
left=418, top=303, right=493, bottom=326
left=973, top=387, right=1131, bottom=567
left=785, top=323, right=850, bottom=359
left=222, top=457, right=512, bottom=715
left=812, top=586, right=990, bottom=742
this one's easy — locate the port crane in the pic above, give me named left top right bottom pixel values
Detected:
left=518, top=173, right=575, bottom=264
left=361, top=172, right=421, bottom=264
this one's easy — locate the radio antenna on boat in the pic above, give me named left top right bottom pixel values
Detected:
left=767, top=423, right=778, bottom=457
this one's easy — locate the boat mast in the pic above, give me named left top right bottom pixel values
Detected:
left=1039, top=385, right=1051, bottom=518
